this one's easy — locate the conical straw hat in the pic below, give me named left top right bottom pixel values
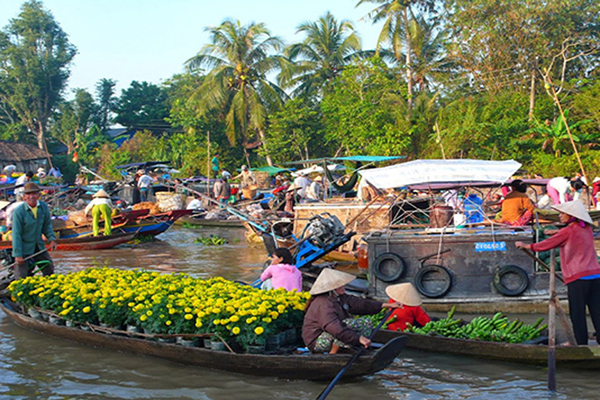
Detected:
left=551, top=200, right=593, bottom=225
left=93, top=189, right=110, bottom=198
left=385, top=283, right=422, bottom=306
left=309, top=268, right=356, bottom=295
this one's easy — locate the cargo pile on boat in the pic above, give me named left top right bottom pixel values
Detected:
left=403, top=307, right=547, bottom=343
left=8, top=268, right=309, bottom=350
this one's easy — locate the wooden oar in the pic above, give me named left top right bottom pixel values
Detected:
left=316, top=309, right=393, bottom=400
left=0, top=248, right=50, bottom=273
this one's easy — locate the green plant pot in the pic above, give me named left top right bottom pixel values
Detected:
left=176, top=337, right=199, bottom=347
left=203, top=338, right=212, bottom=348
left=210, top=340, right=226, bottom=351
left=126, top=325, right=142, bottom=333
left=246, top=344, right=266, bottom=354
left=266, top=334, right=283, bottom=351
left=27, top=308, right=42, bottom=320
left=48, top=315, right=65, bottom=326
left=284, top=329, right=296, bottom=345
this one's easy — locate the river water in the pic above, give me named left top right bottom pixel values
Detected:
left=0, top=226, right=596, bottom=399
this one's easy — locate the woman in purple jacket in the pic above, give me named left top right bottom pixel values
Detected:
left=516, top=200, right=600, bottom=345
left=302, top=268, right=400, bottom=354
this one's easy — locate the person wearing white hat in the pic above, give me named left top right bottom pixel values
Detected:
left=306, top=175, right=323, bottom=202
left=384, top=283, right=431, bottom=332
left=302, top=268, right=401, bottom=354
left=516, top=201, right=600, bottom=345
left=84, top=189, right=114, bottom=236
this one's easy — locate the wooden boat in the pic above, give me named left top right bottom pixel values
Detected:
left=374, top=329, right=600, bottom=369
left=0, top=232, right=136, bottom=252
left=58, top=210, right=192, bottom=239
left=0, top=298, right=407, bottom=380
left=176, top=215, right=245, bottom=228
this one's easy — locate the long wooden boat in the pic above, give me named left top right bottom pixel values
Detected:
left=0, top=299, right=407, bottom=380
left=59, top=210, right=192, bottom=239
left=0, top=232, right=136, bottom=252
left=176, top=215, right=245, bottom=228
left=374, top=329, right=600, bottom=369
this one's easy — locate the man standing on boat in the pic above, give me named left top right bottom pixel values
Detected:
left=11, top=182, right=56, bottom=280
left=137, top=170, right=154, bottom=202
left=84, top=189, right=114, bottom=236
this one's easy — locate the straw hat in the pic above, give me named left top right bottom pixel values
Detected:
left=287, top=183, right=298, bottom=192
left=385, top=283, right=423, bottom=306
left=551, top=200, right=593, bottom=225
left=0, top=200, right=11, bottom=210
left=23, top=182, right=41, bottom=194
left=309, top=268, right=356, bottom=295
left=314, top=176, right=323, bottom=182
left=93, top=189, right=110, bottom=198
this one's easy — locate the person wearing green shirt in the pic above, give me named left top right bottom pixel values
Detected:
left=11, top=182, right=56, bottom=280
left=211, top=154, right=219, bottom=179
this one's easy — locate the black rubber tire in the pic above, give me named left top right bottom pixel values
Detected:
left=372, top=253, right=406, bottom=282
left=493, top=265, right=529, bottom=296
left=414, top=265, right=452, bottom=298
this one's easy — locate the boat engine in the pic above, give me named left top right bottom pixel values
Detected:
left=305, top=213, right=346, bottom=248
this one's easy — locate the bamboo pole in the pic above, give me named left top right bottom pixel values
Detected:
left=548, top=248, right=557, bottom=392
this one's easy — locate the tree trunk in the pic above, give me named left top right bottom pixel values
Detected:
left=257, top=128, right=273, bottom=166
left=529, top=69, right=536, bottom=120
left=404, top=8, right=414, bottom=115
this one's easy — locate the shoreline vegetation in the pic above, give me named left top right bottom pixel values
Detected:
left=0, top=1, right=598, bottom=184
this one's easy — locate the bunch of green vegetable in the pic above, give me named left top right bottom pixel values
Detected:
left=194, top=235, right=227, bottom=246
left=406, top=307, right=547, bottom=343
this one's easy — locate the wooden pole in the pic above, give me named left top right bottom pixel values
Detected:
left=206, top=130, right=210, bottom=198
left=548, top=248, right=557, bottom=392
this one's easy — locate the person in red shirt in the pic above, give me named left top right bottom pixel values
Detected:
left=384, top=282, right=431, bottom=331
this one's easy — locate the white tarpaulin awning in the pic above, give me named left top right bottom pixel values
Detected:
left=291, top=164, right=345, bottom=177
left=358, top=159, right=522, bottom=189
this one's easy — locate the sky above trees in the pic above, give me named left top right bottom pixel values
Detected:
left=0, top=0, right=384, bottom=96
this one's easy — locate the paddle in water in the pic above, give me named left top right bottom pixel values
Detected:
left=316, top=309, right=394, bottom=400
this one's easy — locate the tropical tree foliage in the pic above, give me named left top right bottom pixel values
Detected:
left=0, top=0, right=76, bottom=149
left=185, top=20, right=287, bottom=165
left=280, top=12, right=362, bottom=98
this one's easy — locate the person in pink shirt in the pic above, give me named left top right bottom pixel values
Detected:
left=516, top=201, right=600, bottom=345
left=260, top=248, right=302, bottom=292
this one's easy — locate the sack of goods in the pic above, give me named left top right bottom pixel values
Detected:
left=132, top=202, right=161, bottom=214
left=154, top=192, right=184, bottom=212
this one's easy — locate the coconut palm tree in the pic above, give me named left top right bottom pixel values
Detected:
left=185, top=20, right=287, bottom=166
left=356, top=0, right=436, bottom=112
left=280, top=12, right=362, bottom=99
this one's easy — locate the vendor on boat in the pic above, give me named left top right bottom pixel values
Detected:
left=260, top=247, right=302, bottom=291
left=500, top=179, right=535, bottom=226
left=384, top=283, right=431, bottom=332
left=515, top=201, right=600, bottom=345
left=12, top=182, right=56, bottom=280
left=84, top=189, right=114, bottom=236
left=302, top=268, right=400, bottom=354
left=233, top=165, right=256, bottom=189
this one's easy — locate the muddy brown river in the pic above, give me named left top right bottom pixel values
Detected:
left=0, top=226, right=596, bottom=399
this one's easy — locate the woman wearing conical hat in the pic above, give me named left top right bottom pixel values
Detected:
left=384, top=283, right=431, bottom=332
left=302, top=268, right=401, bottom=354
left=516, top=200, right=600, bottom=345
left=84, top=189, right=114, bottom=237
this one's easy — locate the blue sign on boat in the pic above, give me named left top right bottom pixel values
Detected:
left=474, top=241, right=506, bottom=252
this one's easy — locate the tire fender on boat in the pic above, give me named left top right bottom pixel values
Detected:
left=493, top=265, right=529, bottom=296
left=414, top=265, right=452, bottom=298
left=372, top=253, right=406, bottom=282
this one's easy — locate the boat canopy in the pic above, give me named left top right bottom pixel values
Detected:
left=284, top=155, right=404, bottom=165
left=250, top=166, right=292, bottom=175
left=358, top=159, right=522, bottom=189
left=292, top=164, right=345, bottom=177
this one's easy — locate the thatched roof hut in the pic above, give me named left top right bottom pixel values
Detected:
left=0, top=141, right=48, bottom=174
